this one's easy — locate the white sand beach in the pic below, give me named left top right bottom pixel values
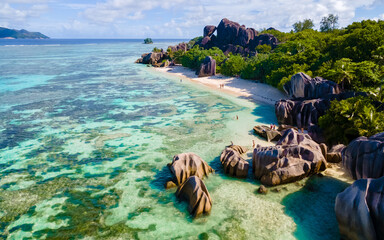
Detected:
left=152, top=65, right=288, bottom=106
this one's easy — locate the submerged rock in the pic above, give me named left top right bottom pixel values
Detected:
left=342, top=132, right=384, bottom=179
left=168, top=152, right=214, bottom=185
left=220, top=146, right=249, bottom=178
left=253, top=129, right=327, bottom=186
left=196, top=56, right=216, bottom=77
left=335, top=177, right=384, bottom=240
left=176, top=176, right=212, bottom=218
left=258, top=185, right=268, bottom=194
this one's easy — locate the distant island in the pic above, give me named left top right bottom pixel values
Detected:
left=143, top=38, right=153, bottom=44
left=0, top=27, right=49, bottom=39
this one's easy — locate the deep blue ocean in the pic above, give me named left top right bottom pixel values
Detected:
left=0, top=39, right=350, bottom=239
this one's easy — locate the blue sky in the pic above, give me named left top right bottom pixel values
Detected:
left=1, top=0, right=383, bottom=38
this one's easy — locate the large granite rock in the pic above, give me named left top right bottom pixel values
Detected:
left=275, top=98, right=330, bottom=129
left=176, top=176, right=212, bottom=218
left=168, top=152, right=214, bottom=185
left=203, top=25, right=216, bottom=37
left=342, top=132, right=384, bottom=180
left=142, top=51, right=166, bottom=65
left=196, top=56, right=216, bottom=77
left=234, top=26, right=257, bottom=47
left=335, top=177, right=384, bottom=240
left=253, top=129, right=327, bottom=186
left=220, top=145, right=249, bottom=178
left=283, top=72, right=341, bottom=99
left=216, top=18, right=241, bottom=46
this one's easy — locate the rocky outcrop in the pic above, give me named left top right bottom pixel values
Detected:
left=216, top=18, right=241, bottom=46
left=167, top=42, right=188, bottom=53
left=342, top=132, right=384, bottom=180
left=335, top=177, right=384, bottom=240
left=249, top=34, right=278, bottom=50
left=135, top=50, right=169, bottom=66
left=204, top=25, right=216, bottom=37
left=176, top=176, right=212, bottom=218
left=275, top=72, right=343, bottom=132
left=283, top=72, right=341, bottom=99
left=220, top=146, right=249, bottom=178
left=168, top=152, right=214, bottom=186
left=199, top=18, right=275, bottom=56
left=196, top=56, right=216, bottom=77
left=326, top=144, right=345, bottom=163
left=253, top=129, right=327, bottom=186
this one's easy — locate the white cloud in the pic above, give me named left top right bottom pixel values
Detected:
left=81, top=0, right=186, bottom=23
left=157, top=0, right=379, bottom=34
left=1, top=0, right=381, bottom=38
left=0, top=2, right=48, bottom=28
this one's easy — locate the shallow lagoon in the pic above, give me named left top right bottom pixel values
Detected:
left=0, top=39, right=350, bottom=239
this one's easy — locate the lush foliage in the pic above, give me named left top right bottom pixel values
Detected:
left=152, top=47, right=162, bottom=53
left=221, top=55, right=246, bottom=76
left=319, top=96, right=384, bottom=144
left=293, top=19, right=314, bottom=32
left=180, top=46, right=226, bottom=72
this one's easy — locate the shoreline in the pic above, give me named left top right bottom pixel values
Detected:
left=151, top=65, right=288, bottom=106
left=149, top=64, right=354, bottom=183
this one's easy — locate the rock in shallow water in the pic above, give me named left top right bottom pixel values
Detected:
left=168, top=152, right=214, bottom=185
left=335, top=176, right=384, bottom=240
left=176, top=176, right=212, bottom=218
left=342, top=132, right=384, bottom=180
left=253, top=129, right=327, bottom=186
left=220, top=146, right=249, bottom=178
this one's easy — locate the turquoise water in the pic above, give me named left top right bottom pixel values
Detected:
left=0, top=39, right=350, bottom=239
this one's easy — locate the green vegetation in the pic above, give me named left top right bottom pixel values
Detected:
left=319, top=96, right=384, bottom=144
left=164, top=18, right=384, bottom=144
left=144, top=38, right=153, bottom=44
left=152, top=47, right=162, bottom=52
left=181, top=46, right=226, bottom=72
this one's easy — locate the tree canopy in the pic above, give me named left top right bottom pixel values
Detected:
left=293, top=19, right=315, bottom=32
left=320, top=14, right=339, bottom=32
